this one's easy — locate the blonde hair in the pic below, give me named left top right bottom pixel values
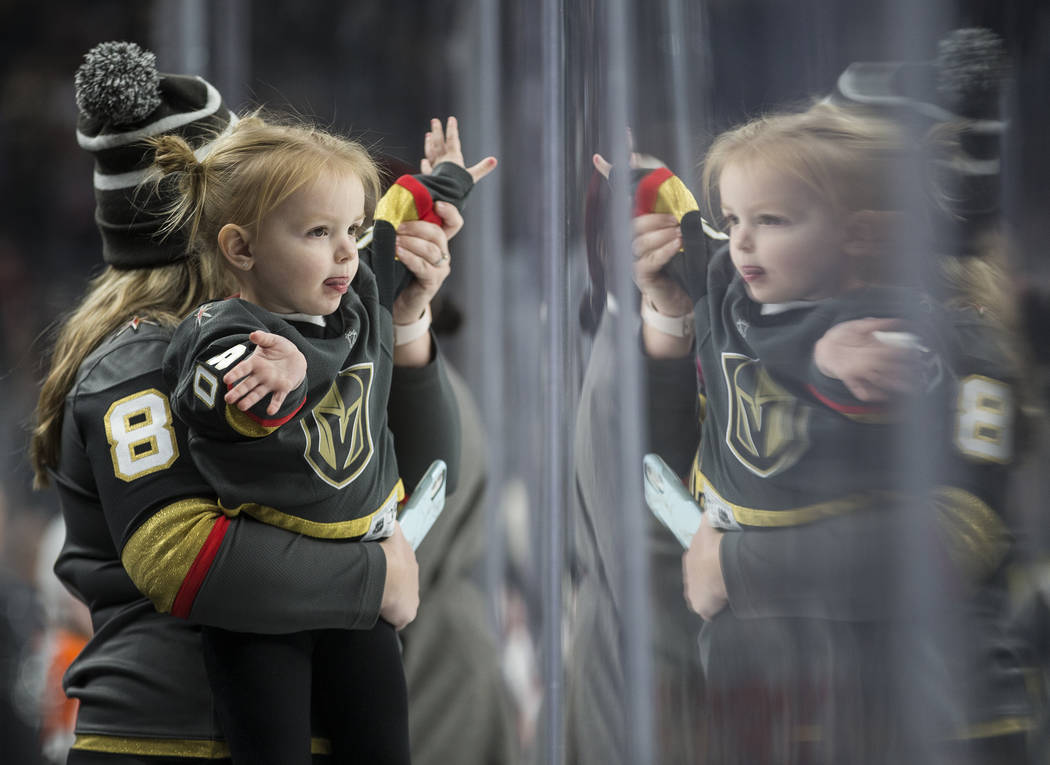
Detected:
left=30, top=257, right=229, bottom=487
left=700, top=101, right=912, bottom=224
left=149, top=114, right=381, bottom=273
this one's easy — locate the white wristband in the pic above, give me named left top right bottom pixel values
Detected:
left=640, top=298, right=694, bottom=338
left=394, top=305, right=432, bottom=346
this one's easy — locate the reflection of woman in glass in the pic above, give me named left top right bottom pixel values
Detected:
left=626, top=97, right=1029, bottom=763
left=566, top=161, right=708, bottom=765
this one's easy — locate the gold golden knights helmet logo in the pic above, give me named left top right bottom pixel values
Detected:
left=301, top=362, right=375, bottom=488
left=721, top=353, right=810, bottom=477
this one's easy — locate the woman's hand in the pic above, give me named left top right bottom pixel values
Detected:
left=223, top=331, right=307, bottom=415
left=814, top=317, right=923, bottom=402
left=379, top=524, right=420, bottom=630
left=391, top=208, right=463, bottom=367
left=421, top=116, right=498, bottom=184
left=591, top=152, right=690, bottom=314
left=631, top=212, right=694, bottom=316
left=682, top=515, right=729, bottom=620
left=392, top=215, right=455, bottom=325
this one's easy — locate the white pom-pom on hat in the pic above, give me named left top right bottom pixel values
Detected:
left=75, top=41, right=162, bottom=126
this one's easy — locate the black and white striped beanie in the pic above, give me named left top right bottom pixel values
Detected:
left=75, top=41, right=236, bottom=268
left=830, top=28, right=1008, bottom=231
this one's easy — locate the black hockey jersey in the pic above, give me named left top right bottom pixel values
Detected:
left=162, top=163, right=473, bottom=541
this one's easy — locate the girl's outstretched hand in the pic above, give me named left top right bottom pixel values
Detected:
left=421, top=116, right=498, bottom=183
left=223, top=331, right=307, bottom=415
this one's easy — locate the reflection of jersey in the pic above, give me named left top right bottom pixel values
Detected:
left=634, top=166, right=948, bottom=530
left=685, top=249, right=948, bottom=531
left=636, top=166, right=1030, bottom=745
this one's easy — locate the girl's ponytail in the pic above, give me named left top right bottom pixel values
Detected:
left=147, top=134, right=211, bottom=252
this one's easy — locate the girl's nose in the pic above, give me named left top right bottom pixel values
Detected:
left=335, top=235, right=357, bottom=261
left=732, top=224, right=753, bottom=252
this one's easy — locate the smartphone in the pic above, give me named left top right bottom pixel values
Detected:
left=643, top=453, right=703, bottom=548
left=398, top=460, right=447, bottom=550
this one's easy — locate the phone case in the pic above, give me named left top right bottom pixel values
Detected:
left=643, top=453, right=703, bottom=548
left=398, top=460, right=447, bottom=550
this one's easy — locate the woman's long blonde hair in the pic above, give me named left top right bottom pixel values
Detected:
left=149, top=114, right=381, bottom=273
left=30, top=256, right=227, bottom=487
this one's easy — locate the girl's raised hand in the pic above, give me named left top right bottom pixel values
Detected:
left=223, top=331, right=307, bottom=415
left=420, top=116, right=498, bottom=184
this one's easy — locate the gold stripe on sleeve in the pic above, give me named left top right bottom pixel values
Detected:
left=931, top=485, right=1009, bottom=579
left=225, top=403, right=282, bottom=437
left=121, top=497, right=223, bottom=613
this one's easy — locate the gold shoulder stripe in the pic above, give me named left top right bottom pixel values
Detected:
left=225, top=404, right=281, bottom=437
left=220, top=479, right=405, bottom=539
left=931, top=485, right=1009, bottom=579
left=121, top=497, right=223, bottom=613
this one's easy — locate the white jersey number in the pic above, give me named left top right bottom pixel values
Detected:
left=104, top=389, right=179, bottom=481
left=954, top=375, right=1013, bottom=464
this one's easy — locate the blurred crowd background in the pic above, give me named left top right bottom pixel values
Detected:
left=2, top=0, right=1048, bottom=763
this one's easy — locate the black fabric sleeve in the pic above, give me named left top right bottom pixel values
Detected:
left=645, top=351, right=700, bottom=478
left=419, top=162, right=475, bottom=205
left=388, top=338, right=462, bottom=495
left=719, top=508, right=908, bottom=621
left=189, top=515, right=386, bottom=632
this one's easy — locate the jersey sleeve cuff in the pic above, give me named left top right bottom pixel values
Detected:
left=350, top=541, right=387, bottom=630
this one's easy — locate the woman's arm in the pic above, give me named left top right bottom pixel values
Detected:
left=71, top=332, right=416, bottom=633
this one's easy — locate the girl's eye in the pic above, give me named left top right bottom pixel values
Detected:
left=308, top=227, right=328, bottom=238
left=721, top=214, right=738, bottom=231
left=757, top=214, right=787, bottom=226
left=348, top=224, right=362, bottom=239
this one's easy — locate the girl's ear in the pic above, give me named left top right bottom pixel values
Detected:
left=217, top=224, right=253, bottom=272
left=844, top=210, right=900, bottom=259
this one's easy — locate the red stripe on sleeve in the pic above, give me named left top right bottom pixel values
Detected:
left=633, top=167, right=674, bottom=217
left=245, top=394, right=307, bottom=428
left=806, top=383, right=887, bottom=417
left=171, top=514, right=231, bottom=619
left=395, top=175, right=442, bottom=225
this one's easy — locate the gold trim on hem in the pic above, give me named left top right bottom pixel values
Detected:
left=220, top=479, right=405, bottom=539
left=73, top=734, right=333, bottom=757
